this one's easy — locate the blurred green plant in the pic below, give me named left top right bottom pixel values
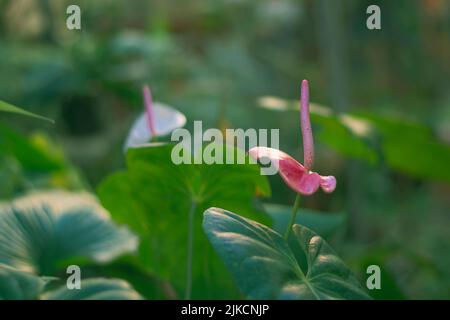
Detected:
left=0, top=191, right=141, bottom=300
left=0, top=123, right=86, bottom=198
left=0, top=264, right=141, bottom=300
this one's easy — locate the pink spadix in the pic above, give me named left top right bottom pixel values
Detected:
left=301, top=79, right=314, bottom=171
left=143, top=85, right=157, bottom=136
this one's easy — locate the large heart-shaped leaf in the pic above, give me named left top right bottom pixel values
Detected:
left=0, top=191, right=138, bottom=275
left=203, top=207, right=370, bottom=300
left=0, top=100, right=54, bottom=123
left=97, top=144, right=270, bottom=298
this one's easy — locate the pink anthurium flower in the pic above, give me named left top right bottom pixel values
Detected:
left=249, top=80, right=336, bottom=196
left=124, top=85, right=186, bottom=150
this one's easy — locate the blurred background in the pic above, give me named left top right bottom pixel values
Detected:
left=0, top=0, right=449, bottom=299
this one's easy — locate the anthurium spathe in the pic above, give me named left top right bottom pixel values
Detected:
left=124, top=85, right=186, bottom=150
left=249, top=80, right=336, bottom=196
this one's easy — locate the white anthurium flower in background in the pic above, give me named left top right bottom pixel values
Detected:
left=124, top=85, right=186, bottom=151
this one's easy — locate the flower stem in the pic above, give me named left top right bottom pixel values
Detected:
left=185, top=200, right=197, bottom=300
left=284, top=193, right=301, bottom=240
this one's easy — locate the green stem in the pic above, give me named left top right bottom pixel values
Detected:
left=185, top=200, right=197, bottom=300
left=284, top=194, right=301, bottom=240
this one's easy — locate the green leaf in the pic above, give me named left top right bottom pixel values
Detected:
left=203, top=207, right=370, bottom=300
left=41, top=278, right=142, bottom=300
left=0, top=127, right=86, bottom=199
left=358, top=113, right=450, bottom=182
left=0, top=191, right=138, bottom=275
left=0, top=155, right=22, bottom=198
left=0, top=264, right=47, bottom=300
left=0, top=123, right=63, bottom=172
left=0, top=100, right=54, bottom=123
left=264, top=204, right=346, bottom=270
left=313, top=113, right=377, bottom=165
left=82, top=259, right=178, bottom=299
left=97, top=144, right=270, bottom=298
left=0, top=264, right=142, bottom=300
left=288, top=224, right=371, bottom=299
left=264, top=203, right=346, bottom=238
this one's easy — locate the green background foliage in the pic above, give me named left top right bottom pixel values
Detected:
left=0, top=0, right=449, bottom=300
